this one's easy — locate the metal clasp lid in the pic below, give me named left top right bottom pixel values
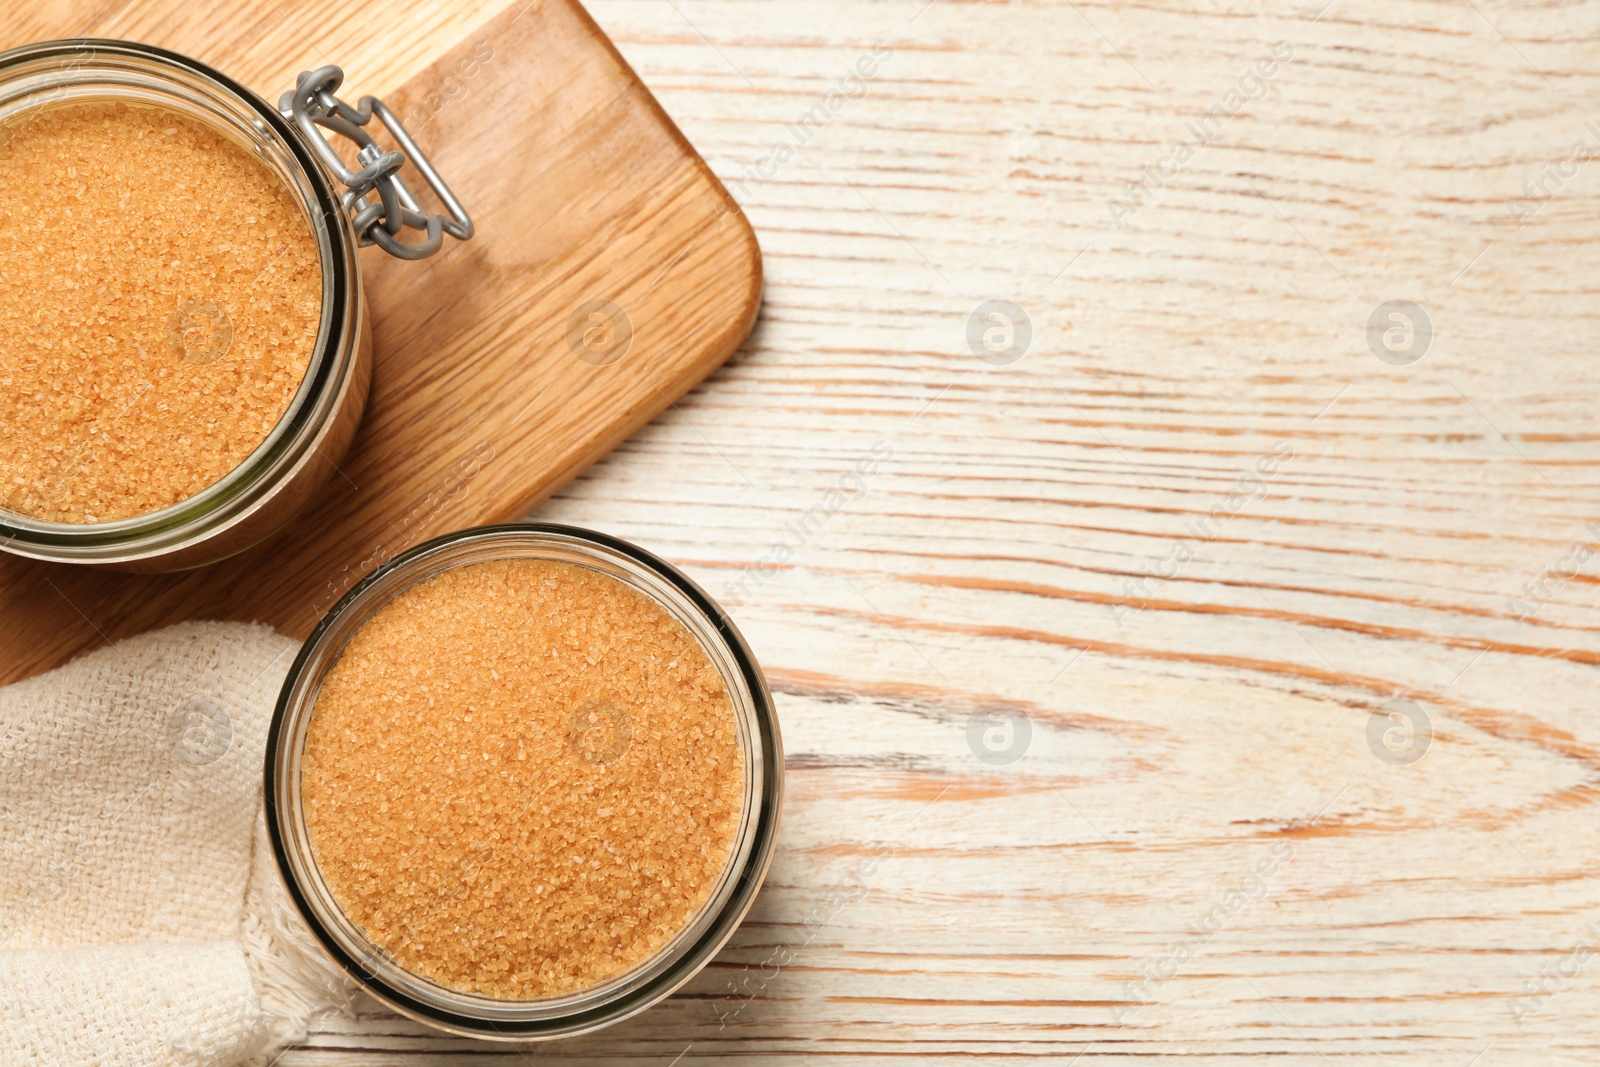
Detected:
left=280, top=66, right=473, bottom=261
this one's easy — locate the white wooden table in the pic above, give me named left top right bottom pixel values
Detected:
left=289, top=0, right=1600, bottom=1062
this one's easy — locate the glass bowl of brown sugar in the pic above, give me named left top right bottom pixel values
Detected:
left=266, top=523, right=783, bottom=1039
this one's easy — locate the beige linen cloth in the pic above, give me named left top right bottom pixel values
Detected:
left=0, top=622, right=352, bottom=1066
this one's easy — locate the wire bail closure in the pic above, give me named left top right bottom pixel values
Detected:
left=280, top=66, right=473, bottom=261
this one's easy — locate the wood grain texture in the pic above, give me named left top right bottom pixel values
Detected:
left=9, top=0, right=1600, bottom=1063
left=0, top=0, right=761, bottom=682
left=281, top=0, right=1599, bottom=1063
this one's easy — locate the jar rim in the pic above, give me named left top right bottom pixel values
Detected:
left=0, top=38, right=359, bottom=564
left=265, top=523, right=785, bottom=1039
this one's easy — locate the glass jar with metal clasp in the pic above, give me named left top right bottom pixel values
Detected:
left=0, top=38, right=472, bottom=570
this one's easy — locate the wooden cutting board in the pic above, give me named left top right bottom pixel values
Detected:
left=0, top=0, right=761, bottom=686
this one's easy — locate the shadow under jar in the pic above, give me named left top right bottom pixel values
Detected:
left=0, top=38, right=470, bottom=571
left=267, top=524, right=784, bottom=1039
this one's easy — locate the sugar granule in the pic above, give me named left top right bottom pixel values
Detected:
left=300, top=558, right=747, bottom=1001
left=0, top=99, right=322, bottom=523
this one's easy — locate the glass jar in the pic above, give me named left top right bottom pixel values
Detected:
left=266, top=523, right=784, bottom=1039
left=0, top=39, right=469, bottom=570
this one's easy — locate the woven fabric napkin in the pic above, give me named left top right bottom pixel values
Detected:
left=0, top=622, right=352, bottom=1066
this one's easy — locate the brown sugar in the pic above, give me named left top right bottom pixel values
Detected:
left=0, top=99, right=322, bottom=523
left=300, top=558, right=747, bottom=1001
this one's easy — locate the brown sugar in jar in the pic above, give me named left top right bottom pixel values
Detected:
left=0, top=98, right=322, bottom=524
left=299, top=556, right=747, bottom=1001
